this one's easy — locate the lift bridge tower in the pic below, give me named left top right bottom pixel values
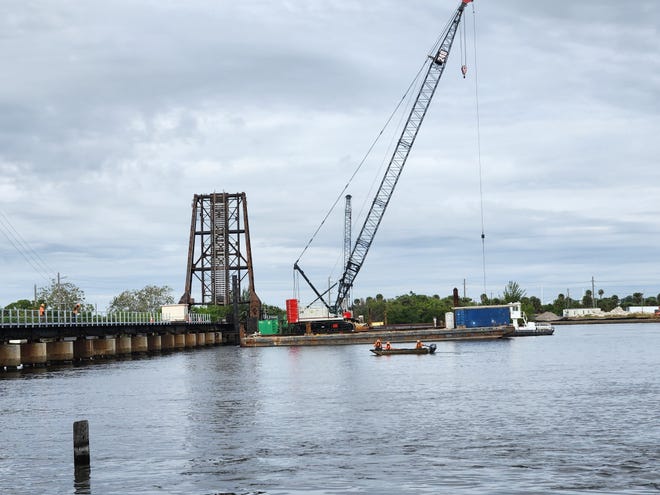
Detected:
left=179, top=193, right=261, bottom=322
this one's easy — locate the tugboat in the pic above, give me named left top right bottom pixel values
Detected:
left=509, top=302, right=555, bottom=336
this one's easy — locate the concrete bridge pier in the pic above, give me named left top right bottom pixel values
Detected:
left=147, top=335, right=161, bottom=353
left=131, top=335, right=148, bottom=355
left=196, top=333, right=206, bottom=346
left=93, top=338, right=116, bottom=359
left=173, top=334, right=185, bottom=349
left=205, top=332, right=215, bottom=345
left=161, top=334, right=175, bottom=351
left=116, top=336, right=132, bottom=356
left=74, top=338, right=95, bottom=361
left=46, top=340, right=74, bottom=364
left=21, top=341, right=47, bottom=367
left=184, top=333, right=196, bottom=348
left=0, top=343, right=21, bottom=369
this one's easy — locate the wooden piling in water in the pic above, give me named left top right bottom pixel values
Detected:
left=73, top=420, right=90, bottom=467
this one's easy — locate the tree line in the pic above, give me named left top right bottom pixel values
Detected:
left=2, top=279, right=175, bottom=313
left=350, top=281, right=660, bottom=325
left=1, top=279, right=284, bottom=322
left=3, top=279, right=659, bottom=325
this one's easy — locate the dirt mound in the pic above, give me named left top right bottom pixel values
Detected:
left=607, top=306, right=627, bottom=315
left=535, top=311, right=561, bottom=321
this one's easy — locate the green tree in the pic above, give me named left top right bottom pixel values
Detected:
left=352, top=291, right=455, bottom=325
left=599, top=297, right=618, bottom=312
left=528, top=296, right=543, bottom=314
left=108, top=285, right=174, bottom=312
left=38, top=278, right=87, bottom=311
left=261, top=303, right=286, bottom=320
left=191, top=304, right=233, bottom=322
left=502, top=281, right=526, bottom=303
left=620, top=295, right=633, bottom=309
left=3, top=299, right=34, bottom=310
left=548, top=293, right=566, bottom=315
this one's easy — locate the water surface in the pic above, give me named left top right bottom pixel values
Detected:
left=1, top=324, right=659, bottom=494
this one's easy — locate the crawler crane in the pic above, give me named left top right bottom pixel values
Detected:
left=289, top=0, right=474, bottom=334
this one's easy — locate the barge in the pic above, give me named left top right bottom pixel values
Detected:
left=244, top=301, right=558, bottom=347
left=451, top=302, right=555, bottom=337
left=241, top=325, right=513, bottom=347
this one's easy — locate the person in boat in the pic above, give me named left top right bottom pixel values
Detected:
left=385, top=341, right=391, bottom=350
left=416, top=340, right=423, bottom=350
left=374, top=339, right=382, bottom=351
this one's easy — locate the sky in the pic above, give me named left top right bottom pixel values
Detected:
left=1, top=0, right=659, bottom=311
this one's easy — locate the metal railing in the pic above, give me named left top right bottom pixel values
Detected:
left=0, top=308, right=212, bottom=328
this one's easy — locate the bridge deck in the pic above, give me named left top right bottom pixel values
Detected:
left=0, top=308, right=235, bottom=342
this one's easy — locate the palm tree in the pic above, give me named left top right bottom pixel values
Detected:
left=503, top=281, right=526, bottom=303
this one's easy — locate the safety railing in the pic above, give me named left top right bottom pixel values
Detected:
left=0, top=308, right=212, bottom=328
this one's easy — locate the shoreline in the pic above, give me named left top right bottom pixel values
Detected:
left=552, top=317, right=660, bottom=325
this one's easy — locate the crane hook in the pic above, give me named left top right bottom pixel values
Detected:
left=461, top=65, right=468, bottom=78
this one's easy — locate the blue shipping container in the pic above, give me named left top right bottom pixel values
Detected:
left=454, top=307, right=510, bottom=328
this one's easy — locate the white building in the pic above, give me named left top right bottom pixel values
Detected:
left=626, top=306, right=660, bottom=314
left=562, top=307, right=605, bottom=318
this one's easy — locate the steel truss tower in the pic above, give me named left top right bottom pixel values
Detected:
left=343, top=194, right=352, bottom=311
left=180, top=193, right=260, bottom=319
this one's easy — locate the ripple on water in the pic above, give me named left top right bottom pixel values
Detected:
left=1, top=325, right=659, bottom=494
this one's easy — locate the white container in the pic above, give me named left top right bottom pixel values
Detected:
left=162, top=304, right=189, bottom=322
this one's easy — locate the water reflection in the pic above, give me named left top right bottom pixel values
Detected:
left=1, top=325, right=659, bottom=494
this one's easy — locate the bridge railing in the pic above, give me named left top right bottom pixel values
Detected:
left=0, top=308, right=212, bottom=328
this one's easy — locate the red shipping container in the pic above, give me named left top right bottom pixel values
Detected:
left=286, top=299, right=299, bottom=324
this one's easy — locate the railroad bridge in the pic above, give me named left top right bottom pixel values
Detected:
left=0, top=308, right=237, bottom=370
left=1, top=191, right=258, bottom=369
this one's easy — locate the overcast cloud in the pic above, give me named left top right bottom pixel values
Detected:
left=1, top=0, right=659, bottom=310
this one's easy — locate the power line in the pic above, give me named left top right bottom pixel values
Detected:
left=0, top=210, right=56, bottom=282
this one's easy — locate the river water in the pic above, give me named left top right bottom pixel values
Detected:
left=1, top=323, right=659, bottom=494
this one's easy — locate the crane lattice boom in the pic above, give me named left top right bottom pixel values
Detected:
left=334, top=0, right=473, bottom=310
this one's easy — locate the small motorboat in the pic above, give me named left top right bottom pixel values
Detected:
left=371, top=343, right=436, bottom=356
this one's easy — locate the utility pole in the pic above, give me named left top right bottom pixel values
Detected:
left=591, top=276, right=596, bottom=308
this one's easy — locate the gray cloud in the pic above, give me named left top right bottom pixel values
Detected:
left=2, top=0, right=659, bottom=309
